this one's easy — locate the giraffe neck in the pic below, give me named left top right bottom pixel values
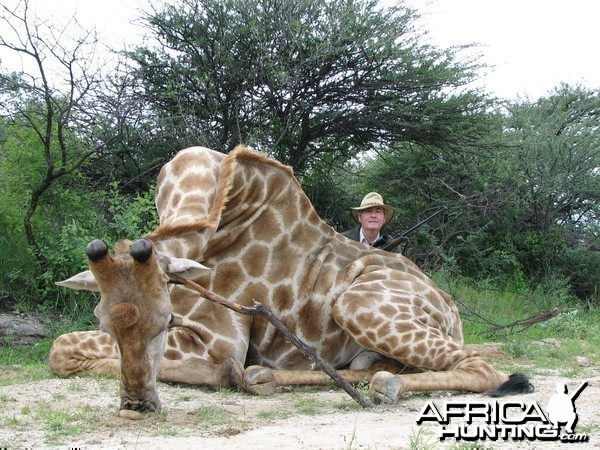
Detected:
left=149, top=147, right=225, bottom=260
left=203, top=149, right=332, bottom=260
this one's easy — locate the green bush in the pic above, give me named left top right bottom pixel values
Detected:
left=0, top=232, right=37, bottom=304
left=559, top=246, right=600, bottom=306
left=1, top=176, right=158, bottom=316
left=35, top=184, right=159, bottom=315
left=433, top=270, right=588, bottom=345
left=103, top=182, right=158, bottom=240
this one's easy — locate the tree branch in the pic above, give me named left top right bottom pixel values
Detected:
left=167, top=272, right=373, bottom=408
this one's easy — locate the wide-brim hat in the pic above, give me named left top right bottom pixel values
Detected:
left=351, top=192, right=395, bottom=225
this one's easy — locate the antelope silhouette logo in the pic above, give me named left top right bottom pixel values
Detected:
left=546, top=381, right=588, bottom=434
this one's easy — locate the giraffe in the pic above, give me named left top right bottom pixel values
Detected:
left=50, top=145, right=532, bottom=419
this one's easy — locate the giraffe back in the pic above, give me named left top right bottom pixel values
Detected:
left=148, top=146, right=462, bottom=370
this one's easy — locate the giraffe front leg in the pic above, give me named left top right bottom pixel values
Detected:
left=241, top=365, right=277, bottom=395
left=49, top=330, right=120, bottom=377
left=156, top=326, right=250, bottom=388
left=157, top=356, right=238, bottom=387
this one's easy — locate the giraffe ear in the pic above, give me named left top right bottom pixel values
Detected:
left=160, top=255, right=212, bottom=280
left=56, top=270, right=100, bottom=292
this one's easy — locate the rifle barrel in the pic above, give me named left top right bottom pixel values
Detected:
left=401, top=205, right=447, bottom=237
left=379, top=205, right=447, bottom=252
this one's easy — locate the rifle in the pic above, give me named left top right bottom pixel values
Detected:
left=570, top=381, right=589, bottom=402
left=372, top=205, right=448, bottom=252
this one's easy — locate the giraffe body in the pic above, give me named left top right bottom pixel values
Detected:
left=50, top=146, right=531, bottom=417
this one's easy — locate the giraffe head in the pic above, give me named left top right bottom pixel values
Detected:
left=56, top=238, right=209, bottom=419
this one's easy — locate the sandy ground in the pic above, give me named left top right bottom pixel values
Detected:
left=0, top=348, right=598, bottom=449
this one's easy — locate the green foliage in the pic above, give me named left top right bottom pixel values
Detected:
left=1, top=1, right=598, bottom=316
left=1, top=123, right=92, bottom=312
left=560, top=245, right=600, bottom=304
left=541, top=309, right=600, bottom=341
left=35, top=221, right=98, bottom=315
left=1, top=117, right=158, bottom=313
left=0, top=232, right=36, bottom=299
left=353, top=85, right=599, bottom=305
left=34, top=183, right=159, bottom=314
left=434, top=272, right=599, bottom=376
left=131, top=0, right=488, bottom=173
left=103, top=182, right=159, bottom=239
left=0, top=122, right=44, bottom=301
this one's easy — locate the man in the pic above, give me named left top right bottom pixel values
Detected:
left=342, top=192, right=402, bottom=253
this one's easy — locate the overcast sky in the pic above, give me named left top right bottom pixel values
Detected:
left=2, top=0, right=599, bottom=100
left=405, top=0, right=600, bottom=99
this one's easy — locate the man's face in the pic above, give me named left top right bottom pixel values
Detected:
left=358, top=207, right=386, bottom=233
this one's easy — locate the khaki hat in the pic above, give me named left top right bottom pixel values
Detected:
left=351, top=192, right=395, bottom=225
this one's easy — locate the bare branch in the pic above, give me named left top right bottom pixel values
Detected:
left=0, top=0, right=121, bottom=267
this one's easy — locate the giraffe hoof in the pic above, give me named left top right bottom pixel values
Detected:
left=369, top=371, right=404, bottom=405
left=243, top=365, right=276, bottom=396
left=118, top=409, right=147, bottom=420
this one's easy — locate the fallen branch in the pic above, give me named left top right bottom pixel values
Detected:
left=167, top=272, right=373, bottom=409
left=455, top=297, right=566, bottom=338
left=484, top=307, right=565, bottom=334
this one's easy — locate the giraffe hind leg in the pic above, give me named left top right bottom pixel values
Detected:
left=369, top=356, right=533, bottom=405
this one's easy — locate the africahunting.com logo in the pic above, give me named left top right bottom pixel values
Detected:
left=416, top=381, right=589, bottom=443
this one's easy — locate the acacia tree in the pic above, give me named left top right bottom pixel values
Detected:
left=0, top=0, right=121, bottom=268
left=128, top=0, right=493, bottom=174
left=501, top=85, right=600, bottom=297
left=358, top=84, right=600, bottom=302
left=504, top=85, right=600, bottom=242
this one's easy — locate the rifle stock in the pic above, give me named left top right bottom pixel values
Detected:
left=379, top=235, right=408, bottom=252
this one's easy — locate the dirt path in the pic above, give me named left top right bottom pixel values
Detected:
left=0, top=356, right=598, bottom=449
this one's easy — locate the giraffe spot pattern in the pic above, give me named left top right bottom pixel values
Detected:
left=51, top=146, right=509, bottom=400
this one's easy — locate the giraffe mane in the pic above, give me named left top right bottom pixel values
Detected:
left=147, top=145, right=294, bottom=242
left=230, top=145, right=295, bottom=178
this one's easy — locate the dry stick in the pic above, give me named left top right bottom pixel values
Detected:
left=481, top=306, right=566, bottom=337
left=167, top=272, right=374, bottom=409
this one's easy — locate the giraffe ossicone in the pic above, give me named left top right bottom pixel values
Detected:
left=50, top=145, right=533, bottom=418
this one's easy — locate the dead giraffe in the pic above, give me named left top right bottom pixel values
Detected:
left=50, top=145, right=532, bottom=419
